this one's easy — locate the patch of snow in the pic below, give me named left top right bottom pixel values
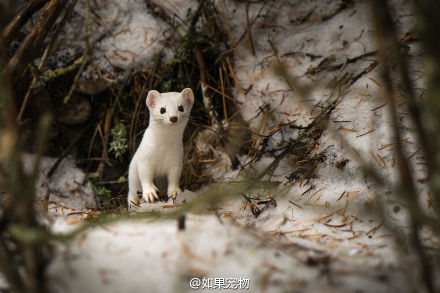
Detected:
left=48, top=0, right=175, bottom=80
left=22, top=154, right=96, bottom=213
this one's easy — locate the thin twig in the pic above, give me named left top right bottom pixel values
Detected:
left=18, top=0, right=79, bottom=121
left=194, top=47, right=222, bottom=132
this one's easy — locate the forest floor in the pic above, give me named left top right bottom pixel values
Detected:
left=3, top=0, right=437, bottom=292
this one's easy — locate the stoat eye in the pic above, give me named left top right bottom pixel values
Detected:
left=160, top=107, right=166, bottom=114
left=178, top=105, right=184, bottom=112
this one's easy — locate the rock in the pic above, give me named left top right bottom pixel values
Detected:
left=76, top=78, right=109, bottom=95
left=55, top=95, right=91, bottom=125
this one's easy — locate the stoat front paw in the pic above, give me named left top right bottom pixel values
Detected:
left=142, top=185, right=159, bottom=203
left=127, top=191, right=140, bottom=207
left=167, top=187, right=182, bottom=200
left=128, top=197, right=140, bottom=207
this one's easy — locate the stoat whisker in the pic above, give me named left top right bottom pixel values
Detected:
left=135, top=129, right=145, bottom=137
left=187, top=117, right=206, bottom=123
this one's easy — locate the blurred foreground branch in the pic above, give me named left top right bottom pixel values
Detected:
left=5, top=0, right=68, bottom=85
left=411, top=0, right=440, bottom=218
left=0, top=8, right=52, bottom=293
left=2, top=0, right=49, bottom=43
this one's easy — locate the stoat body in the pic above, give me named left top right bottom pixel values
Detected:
left=127, top=88, right=194, bottom=206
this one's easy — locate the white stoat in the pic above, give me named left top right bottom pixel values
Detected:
left=127, top=88, right=194, bottom=206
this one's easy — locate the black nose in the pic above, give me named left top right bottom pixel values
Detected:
left=170, top=116, right=178, bottom=123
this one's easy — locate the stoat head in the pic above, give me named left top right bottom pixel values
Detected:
left=146, top=88, right=194, bottom=126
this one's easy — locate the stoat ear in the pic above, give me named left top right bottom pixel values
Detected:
left=146, top=90, right=160, bottom=109
left=181, top=88, right=194, bottom=108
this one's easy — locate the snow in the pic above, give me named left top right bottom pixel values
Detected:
left=22, top=154, right=96, bottom=214
left=86, top=0, right=169, bottom=76
left=48, top=214, right=409, bottom=293
left=4, top=0, right=438, bottom=292
left=45, top=0, right=171, bottom=79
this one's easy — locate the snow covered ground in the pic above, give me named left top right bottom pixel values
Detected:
left=9, top=0, right=436, bottom=292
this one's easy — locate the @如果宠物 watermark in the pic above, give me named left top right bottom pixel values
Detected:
left=189, top=277, right=250, bottom=290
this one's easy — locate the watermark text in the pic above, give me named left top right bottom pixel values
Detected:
left=189, top=277, right=250, bottom=290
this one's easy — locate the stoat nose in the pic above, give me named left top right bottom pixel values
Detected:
left=169, top=116, right=178, bottom=123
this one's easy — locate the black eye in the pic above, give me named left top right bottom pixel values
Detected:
left=160, top=107, right=166, bottom=114
left=178, top=105, right=184, bottom=112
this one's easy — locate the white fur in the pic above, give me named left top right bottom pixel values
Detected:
left=127, top=88, right=194, bottom=206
